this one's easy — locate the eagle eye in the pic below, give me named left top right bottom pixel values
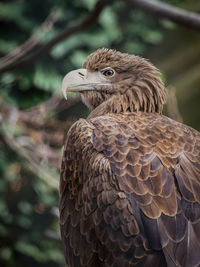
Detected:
left=102, top=68, right=115, bottom=77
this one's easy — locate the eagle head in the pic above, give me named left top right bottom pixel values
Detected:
left=62, top=48, right=166, bottom=116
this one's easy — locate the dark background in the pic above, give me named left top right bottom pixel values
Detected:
left=0, top=0, right=200, bottom=266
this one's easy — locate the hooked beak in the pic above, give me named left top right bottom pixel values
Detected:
left=61, top=68, right=109, bottom=100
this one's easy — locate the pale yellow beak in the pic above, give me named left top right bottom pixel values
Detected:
left=61, top=68, right=109, bottom=100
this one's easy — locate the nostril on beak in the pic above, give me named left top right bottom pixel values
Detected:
left=78, top=72, right=85, bottom=78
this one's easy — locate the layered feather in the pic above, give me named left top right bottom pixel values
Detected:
left=60, top=112, right=200, bottom=267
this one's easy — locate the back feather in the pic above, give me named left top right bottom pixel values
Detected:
left=60, top=112, right=200, bottom=267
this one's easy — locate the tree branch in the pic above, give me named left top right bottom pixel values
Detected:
left=0, top=0, right=114, bottom=73
left=20, top=94, right=81, bottom=119
left=0, top=96, right=78, bottom=175
left=129, top=0, right=200, bottom=30
left=0, top=10, right=60, bottom=72
left=0, top=131, right=59, bottom=189
left=1, top=0, right=200, bottom=74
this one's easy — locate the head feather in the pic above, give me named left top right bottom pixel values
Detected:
left=83, top=48, right=166, bottom=116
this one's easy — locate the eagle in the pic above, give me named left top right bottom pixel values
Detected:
left=60, top=48, right=200, bottom=267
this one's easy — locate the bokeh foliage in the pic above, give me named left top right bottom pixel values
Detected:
left=0, top=0, right=199, bottom=266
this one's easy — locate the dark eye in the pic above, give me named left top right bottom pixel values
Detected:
left=102, top=69, right=114, bottom=77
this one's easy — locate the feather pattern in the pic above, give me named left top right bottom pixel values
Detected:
left=60, top=112, right=200, bottom=266
left=60, top=49, right=200, bottom=266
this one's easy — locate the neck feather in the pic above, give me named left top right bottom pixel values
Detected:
left=88, top=78, right=166, bottom=119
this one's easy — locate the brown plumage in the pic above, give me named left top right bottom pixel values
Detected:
left=60, top=48, right=200, bottom=267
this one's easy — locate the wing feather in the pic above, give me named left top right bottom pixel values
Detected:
left=90, top=112, right=200, bottom=266
left=60, top=112, right=200, bottom=266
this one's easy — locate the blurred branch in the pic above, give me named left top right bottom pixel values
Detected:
left=166, top=86, right=183, bottom=123
left=20, top=94, right=81, bottom=119
left=0, top=96, right=79, bottom=188
left=0, top=96, right=76, bottom=147
left=129, top=0, right=200, bottom=30
left=1, top=0, right=199, bottom=74
left=0, top=10, right=60, bottom=72
left=0, top=0, right=114, bottom=73
left=0, top=131, right=59, bottom=189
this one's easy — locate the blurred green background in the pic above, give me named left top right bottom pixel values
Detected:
left=0, top=0, right=200, bottom=266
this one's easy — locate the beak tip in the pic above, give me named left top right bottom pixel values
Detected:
left=61, top=78, right=68, bottom=100
left=61, top=68, right=85, bottom=100
left=62, top=88, right=68, bottom=100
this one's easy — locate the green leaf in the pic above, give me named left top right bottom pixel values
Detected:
left=0, top=202, right=13, bottom=223
left=18, top=201, right=33, bottom=215
left=70, top=50, right=88, bottom=67
left=0, top=247, right=12, bottom=260
left=33, top=63, right=62, bottom=92
left=0, top=223, right=8, bottom=236
left=16, top=215, right=32, bottom=228
left=15, top=241, right=46, bottom=262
